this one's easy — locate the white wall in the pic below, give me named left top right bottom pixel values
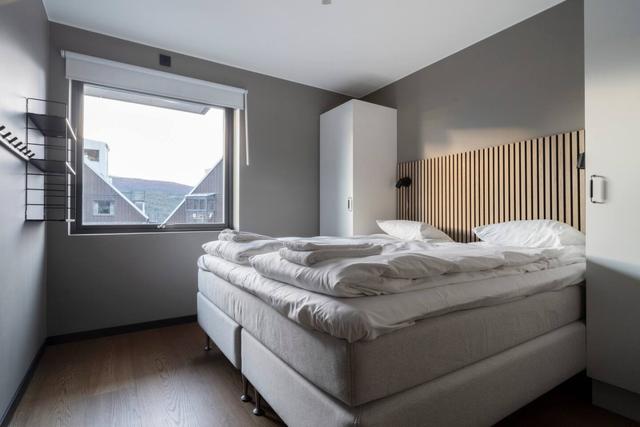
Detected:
left=585, top=0, right=640, bottom=421
left=0, top=0, right=49, bottom=419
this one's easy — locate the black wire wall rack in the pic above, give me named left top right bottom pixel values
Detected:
left=25, top=98, right=77, bottom=222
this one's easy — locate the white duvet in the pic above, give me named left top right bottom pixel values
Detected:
left=197, top=254, right=585, bottom=342
left=198, top=235, right=586, bottom=341
left=249, top=239, right=584, bottom=297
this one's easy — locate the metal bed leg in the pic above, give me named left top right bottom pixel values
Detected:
left=252, top=388, right=265, bottom=416
left=204, top=334, right=211, bottom=351
left=240, top=375, right=251, bottom=402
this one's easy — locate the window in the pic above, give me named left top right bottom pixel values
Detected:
left=84, top=149, right=100, bottom=162
left=93, top=200, right=114, bottom=216
left=72, top=82, right=233, bottom=233
left=184, top=194, right=216, bottom=223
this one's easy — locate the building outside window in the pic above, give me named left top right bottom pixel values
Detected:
left=182, top=193, right=217, bottom=224
left=93, top=200, right=114, bottom=216
left=72, top=82, right=232, bottom=233
left=84, top=149, right=100, bottom=162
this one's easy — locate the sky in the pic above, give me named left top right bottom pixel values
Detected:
left=83, top=95, right=225, bottom=187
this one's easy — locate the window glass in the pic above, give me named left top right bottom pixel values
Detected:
left=84, top=149, right=100, bottom=162
left=80, top=84, right=226, bottom=227
left=93, top=200, right=114, bottom=216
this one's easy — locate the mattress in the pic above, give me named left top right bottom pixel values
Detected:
left=198, top=269, right=583, bottom=406
left=199, top=253, right=585, bottom=342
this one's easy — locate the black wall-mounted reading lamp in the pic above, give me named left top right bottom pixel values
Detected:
left=395, top=177, right=412, bottom=188
left=577, top=152, right=585, bottom=169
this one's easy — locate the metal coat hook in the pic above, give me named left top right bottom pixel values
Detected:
left=1, top=123, right=31, bottom=162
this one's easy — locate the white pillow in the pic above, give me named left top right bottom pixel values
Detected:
left=473, top=220, right=585, bottom=248
left=376, top=220, right=453, bottom=241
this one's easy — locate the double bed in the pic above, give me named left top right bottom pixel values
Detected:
left=197, top=131, right=587, bottom=426
left=197, top=235, right=586, bottom=426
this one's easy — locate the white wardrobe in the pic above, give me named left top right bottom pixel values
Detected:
left=320, top=100, right=397, bottom=236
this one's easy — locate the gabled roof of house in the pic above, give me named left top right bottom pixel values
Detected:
left=160, top=159, right=222, bottom=226
left=85, top=164, right=149, bottom=221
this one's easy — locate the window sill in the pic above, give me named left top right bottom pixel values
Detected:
left=69, top=223, right=229, bottom=236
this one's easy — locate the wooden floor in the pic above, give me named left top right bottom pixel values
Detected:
left=9, top=323, right=282, bottom=427
left=8, top=322, right=636, bottom=427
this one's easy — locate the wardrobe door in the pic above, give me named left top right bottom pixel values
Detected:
left=352, top=101, right=397, bottom=235
left=585, top=0, right=640, bottom=420
left=320, top=102, right=353, bottom=236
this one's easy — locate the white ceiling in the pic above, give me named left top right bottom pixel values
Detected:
left=43, top=0, right=564, bottom=97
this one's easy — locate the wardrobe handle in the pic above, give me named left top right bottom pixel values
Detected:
left=347, top=197, right=353, bottom=212
left=590, top=175, right=606, bottom=204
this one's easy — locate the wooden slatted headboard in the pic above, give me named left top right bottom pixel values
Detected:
left=396, top=130, right=585, bottom=242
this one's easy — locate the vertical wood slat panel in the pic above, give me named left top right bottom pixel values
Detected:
left=558, top=136, right=565, bottom=223
left=449, top=155, right=454, bottom=240
left=396, top=130, right=585, bottom=242
left=398, top=162, right=402, bottom=219
left=452, top=153, right=457, bottom=241
left=470, top=151, right=476, bottom=242
left=532, top=139, right=538, bottom=220
left=577, top=130, right=587, bottom=232
left=545, top=136, right=552, bottom=220
left=398, top=162, right=401, bottom=219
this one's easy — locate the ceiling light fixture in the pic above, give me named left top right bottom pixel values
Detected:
left=322, top=0, right=332, bottom=5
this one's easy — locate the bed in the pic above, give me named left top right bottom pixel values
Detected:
left=197, top=239, right=586, bottom=426
left=197, top=131, right=587, bottom=426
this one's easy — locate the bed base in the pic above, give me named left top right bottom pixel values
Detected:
left=198, top=291, right=264, bottom=411
left=197, top=292, right=241, bottom=368
left=198, top=287, right=585, bottom=425
left=241, top=322, right=585, bottom=427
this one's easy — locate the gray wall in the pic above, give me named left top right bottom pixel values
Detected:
left=362, top=0, right=584, bottom=161
left=584, top=0, right=640, bottom=421
left=0, top=0, right=49, bottom=419
left=46, top=24, right=347, bottom=336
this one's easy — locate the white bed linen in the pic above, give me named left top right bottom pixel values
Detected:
left=197, top=254, right=585, bottom=342
left=202, top=234, right=397, bottom=265
left=279, top=245, right=383, bottom=266
left=250, top=240, right=584, bottom=297
left=202, top=239, right=283, bottom=265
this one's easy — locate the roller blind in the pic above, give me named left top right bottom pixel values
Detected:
left=62, top=50, right=246, bottom=110
left=63, top=50, right=252, bottom=165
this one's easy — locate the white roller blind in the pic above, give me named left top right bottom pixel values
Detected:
left=62, top=50, right=246, bottom=110
left=63, top=50, right=252, bottom=165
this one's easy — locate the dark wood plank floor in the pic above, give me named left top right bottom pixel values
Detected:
left=9, top=323, right=282, bottom=427
left=8, top=322, right=636, bottom=427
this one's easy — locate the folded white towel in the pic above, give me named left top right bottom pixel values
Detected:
left=283, top=240, right=374, bottom=251
left=279, top=245, right=383, bottom=266
left=203, top=239, right=283, bottom=265
left=218, top=229, right=274, bottom=242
